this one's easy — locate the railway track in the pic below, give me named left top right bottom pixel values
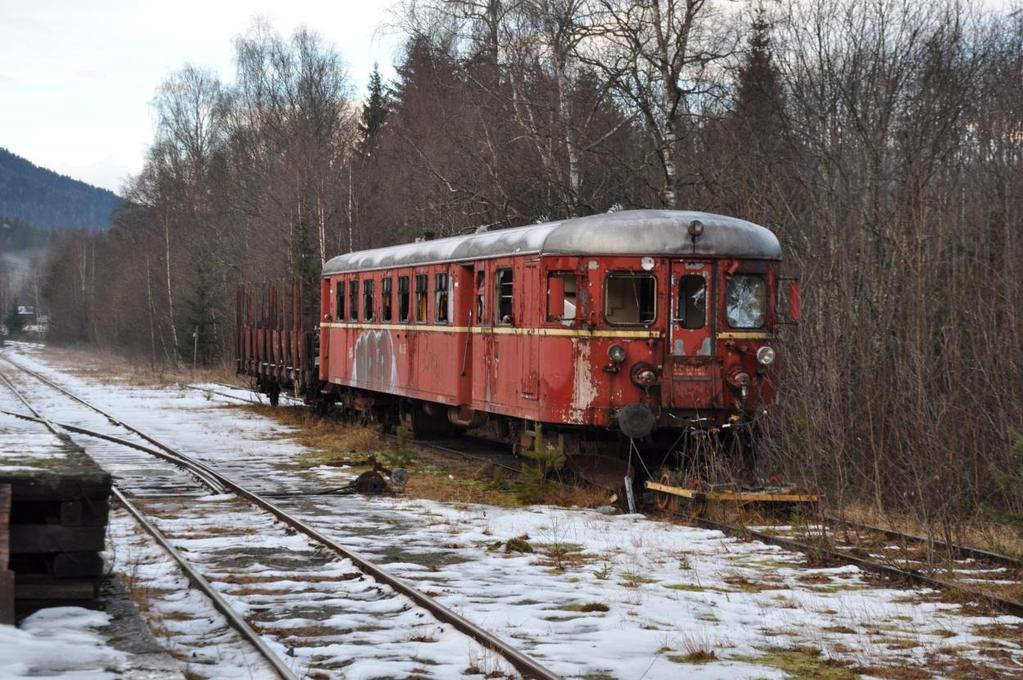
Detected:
left=0, top=354, right=559, bottom=679
left=689, top=514, right=1023, bottom=618
left=201, top=377, right=1023, bottom=618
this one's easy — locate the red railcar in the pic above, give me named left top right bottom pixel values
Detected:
left=315, top=210, right=797, bottom=458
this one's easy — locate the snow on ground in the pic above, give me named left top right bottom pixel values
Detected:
left=0, top=607, right=127, bottom=678
left=291, top=496, right=1023, bottom=678
left=108, top=493, right=518, bottom=678
left=5, top=342, right=1023, bottom=678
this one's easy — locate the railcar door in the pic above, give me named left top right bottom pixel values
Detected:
left=520, top=260, right=539, bottom=400
left=470, top=263, right=493, bottom=409
left=668, top=260, right=722, bottom=410
left=454, top=264, right=474, bottom=405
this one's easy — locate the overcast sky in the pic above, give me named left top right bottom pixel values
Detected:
left=0, top=0, right=400, bottom=194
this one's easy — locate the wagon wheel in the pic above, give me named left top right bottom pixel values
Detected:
left=655, top=467, right=677, bottom=511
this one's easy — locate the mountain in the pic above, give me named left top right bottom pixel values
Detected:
left=0, top=148, right=120, bottom=232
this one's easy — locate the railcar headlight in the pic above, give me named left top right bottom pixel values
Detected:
left=631, top=364, right=660, bottom=387
left=757, top=346, right=776, bottom=366
left=608, top=344, right=626, bottom=363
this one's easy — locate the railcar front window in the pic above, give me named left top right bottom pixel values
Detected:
left=349, top=279, right=359, bottom=321
left=726, top=274, right=767, bottom=328
left=398, top=276, right=410, bottom=322
left=435, top=273, right=449, bottom=323
left=415, top=274, right=428, bottom=322
left=605, top=273, right=656, bottom=326
left=336, top=281, right=344, bottom=320
left=495, top=268, right=513, bottom=325
left=381, top=277, right=392, bottom=321
left=547, top=272, right=577, bottom=322
left=678, top=275, right=706, bottom=329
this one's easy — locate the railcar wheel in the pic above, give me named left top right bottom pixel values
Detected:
left=655, top=467, right=677, bottom=511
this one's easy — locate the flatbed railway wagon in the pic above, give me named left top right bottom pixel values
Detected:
left=235, top=279, right=318, bottom=407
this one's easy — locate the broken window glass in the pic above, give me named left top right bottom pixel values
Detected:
left=678, top=274, right=706, bottom=329
left=474, top=270, right=485, bottom=323
left=726, top=274, right=766, bottom=328
left=605, top=273, right=656, bottom=326
left=496, top=268, right=514, bottom=325
left=435, top=273, right=449, bottom=323
left=547, top=272, right=577, bottom=322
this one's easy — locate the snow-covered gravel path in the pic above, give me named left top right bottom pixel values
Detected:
left=3, top=342, right=1022, bottom=679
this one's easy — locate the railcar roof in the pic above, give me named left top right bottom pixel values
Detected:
left=322, top=209, right=781, bottom=275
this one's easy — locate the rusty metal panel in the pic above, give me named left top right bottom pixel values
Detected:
left=670, top=362, right=723, bottom=409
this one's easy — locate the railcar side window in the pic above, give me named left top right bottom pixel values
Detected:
left=726, top=274, right=767, bottom=328
left=398, top=276, right=410, bottom=322
left=475, top=270, right=485, bottom=322
left=363, top=280, right=375, bottom=321
left=495, top=268, right=514, bottom=325
left=415, top=274, right=428, bottom=322
left=349, top=279, right=359, bottom=321
left=435, top=273, right=449, bottom=323
left=381, top=277, right=393, bottom=321
left=547, top=272, right=577, bottom=322
left=336, top=281, right=344, bottom=320
left=605, top=273, right=656, bottom=326
left=678, top=275, right=706, bottom=329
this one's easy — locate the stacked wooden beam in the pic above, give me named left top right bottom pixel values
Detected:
left=1, top=484, right=13, bottom=623
left=1, top=440, right=111, bottom=619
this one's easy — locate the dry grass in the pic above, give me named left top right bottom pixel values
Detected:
left=837, top=502, right=1023, bottom=559
left=42, top=344, right=240, bottom=387
left=237, top=402, right=621, bottom=510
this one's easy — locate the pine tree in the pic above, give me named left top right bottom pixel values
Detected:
left=358, top=64, right=390, bottom=152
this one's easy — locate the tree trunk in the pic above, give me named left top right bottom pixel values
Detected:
left=163, top=213, right=180, bottom=365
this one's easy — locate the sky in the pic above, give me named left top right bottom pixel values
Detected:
left=2, top=1, right=1019, bottom=196
left=0, top=0, right=401, bottom=194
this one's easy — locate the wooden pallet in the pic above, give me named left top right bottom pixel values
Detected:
left=645, top=480, right=821, bottom=519
left=1, top=484, right=13, bottom=624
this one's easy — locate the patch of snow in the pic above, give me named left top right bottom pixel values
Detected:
left=0, top=607, right=126, bottom=679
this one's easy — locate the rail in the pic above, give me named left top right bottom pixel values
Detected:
left=693, top=516, right=1023, bottom=618
left=0, top=361, right=296, bottom=679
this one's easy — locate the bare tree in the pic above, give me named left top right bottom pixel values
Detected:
left=578, top=0, right=735, bottom=207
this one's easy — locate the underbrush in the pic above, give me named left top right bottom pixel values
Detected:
left=236, top=404, right=613, bottom=509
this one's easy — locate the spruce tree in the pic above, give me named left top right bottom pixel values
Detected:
left=289, top=213, right=321, bottom=318
left=734, top=6, right=787, bottom=150
left=359, top=64, right=390, bottom=152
